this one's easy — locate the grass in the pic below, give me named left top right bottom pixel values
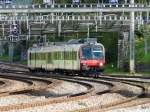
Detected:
left=17, top=60, right=27, bottom=65
left=104, top=64, right=123, bottom=73
left=0, top=54, right=27, bottom=65
left=0, top=55, right=9, bottom=62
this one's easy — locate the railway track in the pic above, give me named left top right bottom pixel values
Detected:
left=0, top=63, right=149, bottom=112
left=0, top=73, right=56, bottom=97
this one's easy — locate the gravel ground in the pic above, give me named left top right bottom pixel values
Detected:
left=28, top=81, right=88, bottom=97
left=108, top=103, right=150, bottom=112
left=0, top=80, right=88, bottom=106
left=74, top=77, right=111, bottom=94
left=0, top=95, right=46, bottom=106
left=111, top=82, right=143, bottom=97
left=0, top=72, right=149, bottom=112
left=9, top=93, right=126, bottom=112
left=0, top=78, right=30, bottom=93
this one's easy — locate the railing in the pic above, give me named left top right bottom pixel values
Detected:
left=0, top=14, right=145, bottom=22
left=0, top=3, right=148, bottom=9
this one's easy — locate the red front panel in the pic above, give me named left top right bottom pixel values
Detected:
left=80, top=60, right=104, bottom=67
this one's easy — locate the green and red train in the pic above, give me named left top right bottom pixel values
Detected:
left=28, top=41, right=105, bottom=75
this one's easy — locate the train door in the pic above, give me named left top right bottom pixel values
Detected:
left=72, top=49, right=74, bottom=70
left=64, top=49, right=66, bottom=70
left=29, top=52, right=31, bottom=66
left=34, top=51, right=36, bottom=68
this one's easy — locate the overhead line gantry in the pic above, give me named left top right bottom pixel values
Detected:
left=0, top=0, right=148, bottom=74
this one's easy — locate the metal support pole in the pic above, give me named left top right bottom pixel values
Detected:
left=2, top=24, right=4, bottom=36
left=99, top=12, right=102, bottom=26
left=147, top=11, right=149, bottom=22
left=129, top=0, right=135, bottom=74
left=58, top=20, right=61, bottom=37
left=26, top=14, right=30, bottom=40
left=28, top=23, right=31, bottom=40
left=87, top=24, right=90, bottom=38
left=144, top=24, right=148, bottom=55
left=9, top=42, right=14, bottom=63
left=44, top=35, right=47, bottom=45
left=95, top=20, right=98, bottom=32
left=0, top=41, right=3, bottom=56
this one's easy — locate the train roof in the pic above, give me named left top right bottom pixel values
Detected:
left=28, top=42, right=104, bottom=53
left=28, top=38, right=105, bottom=52
left=28, top=43, right=84, bottom=52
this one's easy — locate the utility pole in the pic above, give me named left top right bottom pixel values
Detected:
left=144, top=22, right=148, bottom=56
left=129, top=0, right=135, bottom=74
left=58, top=20, right=61, bottom=37
left=87, top=24, right=90, bottom=38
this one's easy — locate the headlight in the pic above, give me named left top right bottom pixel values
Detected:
left=99, top=62, right=103, bottom=66
left=82, top=63, right=86, bottom=66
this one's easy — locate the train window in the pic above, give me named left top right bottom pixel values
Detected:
left=41, top=53, right=43, bottom=60
left=61, top=52, right=63, bottom=60
left=31, top=53, right=34, bottom=60
left=45, top=53, right=47, bottom=60
left=72, top=51, right=77, bottom=60
left=54, top=52, right=56, bottom=60
left=57, top=52, right=59, bottom=60
left=48, top=52, right=52, bottom=63
left=82, top=46, right=92, bottom=59
left=55, top=52, right=57, bottom=60
left=93, top=46, right=104, bottom=59
left=69, top=51, right=72, bottom=60
left=38, top=53, right=40, bottom=60
left=43, top=53, right=45, bottom=60
left=36, top=53, right=38, bottom=60
left=69, top=51, right=71, bottom=60
left=58, top=52, right=61, bottom=60
left=64, top=51, right=66, bottom=60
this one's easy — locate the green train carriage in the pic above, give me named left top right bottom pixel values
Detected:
left=28, top=44, right=82, bottom=72
left=28, top=42, right=105, bottom=73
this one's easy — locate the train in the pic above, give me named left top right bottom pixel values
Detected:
left=27, top=39, right=105, bottom=76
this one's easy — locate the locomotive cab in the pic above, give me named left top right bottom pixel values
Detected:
left=80, top=44, right=105, bottom=73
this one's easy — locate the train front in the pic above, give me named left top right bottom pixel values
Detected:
left=80, top=44, right=105, bottom=73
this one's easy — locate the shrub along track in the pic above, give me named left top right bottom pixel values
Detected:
left=0, top=63, right=149, bottom=112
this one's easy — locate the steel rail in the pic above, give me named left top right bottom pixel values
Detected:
left=0, top=63, right=149, bottom=112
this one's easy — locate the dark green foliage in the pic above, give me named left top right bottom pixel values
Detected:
left=97, top=32, right=118, bottom=64
left=135, top=30, right=143, bottom=38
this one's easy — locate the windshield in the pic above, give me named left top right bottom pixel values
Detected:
left=81, top=45, right=104, bottom=59
left=93, top=47, right=103, bottom=59
left=82, top=47, right=92, bottom=59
